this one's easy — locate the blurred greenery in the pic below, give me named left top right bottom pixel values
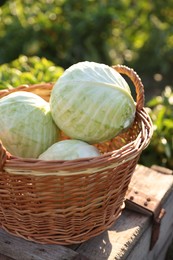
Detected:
left=0, top=0, right=173, bottom=77
left=139, top=86, right=173, bottom=169
left=0, top=55, right=64, bottom=89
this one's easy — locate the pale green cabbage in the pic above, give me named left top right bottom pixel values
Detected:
left=38, top=139, right=101, bottom=160
left=0, top=91, right=60, bottom=158
left=50, top=61, right=136, bottom=143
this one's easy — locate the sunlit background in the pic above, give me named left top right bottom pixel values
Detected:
left=1, top=1, right=173, bottom=85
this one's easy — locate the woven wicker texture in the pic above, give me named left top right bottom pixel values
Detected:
left=0, top=65, right=153, bottom=245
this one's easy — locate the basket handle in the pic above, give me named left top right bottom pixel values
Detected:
left=112, top=65, right=144, bottom=110
left=0, top=140, right=10, bottom=171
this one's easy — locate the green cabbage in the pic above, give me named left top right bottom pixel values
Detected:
left=50, top=61, right=136, bottom=143
left=0, top=91, right=60, bottom=158
left=38, top=139, right=101, bottom=160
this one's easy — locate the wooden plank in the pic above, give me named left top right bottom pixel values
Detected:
left=124, top=183, right=173, bottom=260
left=127, top=164, right=173, bottom=203
left=76, top=210, right=149, bottom=260
left=76, top=165, right=173, bottom=260
left=0, top=254, right=14, bottom=260
left=0, top=229, right=82, bottom=260
left=148, top=188, right=173, bottom=260
left=151, top=165, right=173, bottom=175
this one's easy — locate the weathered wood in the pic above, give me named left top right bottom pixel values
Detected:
left=151, top=165, right=173, bottom=175
left=76, top=165, right=173, bottom=260
left=124, top=183, right=173, bottom=260
left=0, top=254, right=14, bottom=260
left=127, top=165, right=173, bottom=203
left=0, top=229, right=81, bottom=260
left=76, top=210, right=149, bottom=260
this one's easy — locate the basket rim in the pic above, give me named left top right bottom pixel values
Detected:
left=1, top=107, right=153, bottom=175
left=0, top=65, right=153, bottom=174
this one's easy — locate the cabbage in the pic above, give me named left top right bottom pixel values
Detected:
left=0, top=91, right=60, bottom=158
left=50, top=61, right=136, bottom=144
left=38, top=139, right=101, bottom=160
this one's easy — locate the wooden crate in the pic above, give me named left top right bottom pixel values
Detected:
left=0, top=165, right=173, bottom=260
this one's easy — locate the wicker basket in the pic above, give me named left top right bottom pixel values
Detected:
left=0, top=65, right=153, bottom=245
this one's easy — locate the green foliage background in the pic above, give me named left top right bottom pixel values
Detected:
left=0, top=55, right=64, bottom=89
left=141, top=87, right=173, bottom=169
left=1, top=0, right=173, bottom=75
